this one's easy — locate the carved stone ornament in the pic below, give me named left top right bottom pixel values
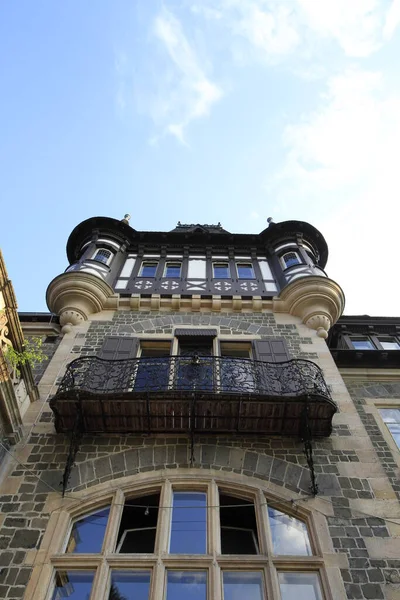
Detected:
left=46, top=272, right=117, bottom=333
left=273, top=276, right=345, bottom=338
left=0, top=308, right=13, bottom=354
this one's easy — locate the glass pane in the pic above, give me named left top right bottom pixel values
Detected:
left=380, top=340, right=400, bottom=350
left=66, top=508, right=110, bottom=553
left=237, top=264, right=255, bottom=279
left=166, top=571, right=207, bottom=600
left=117, top=494, right=159, bottom=553
left=268, top=507, right=311, bottom=555
left=214, top=264, right=230, bottom=278
left=279, top=572, right=323, bottom=600
left=109, top=571, right=151, bottom=600
left=140, top=263, right=158, bottom=277
left=388, top=423, right=400, bottom=449
left=220, top=494, right=259, bottom=554
left=51, top=571, right=94, bottom=600
left=165, top=264, right=181, bottom=278
left=283, top=253, right=300, bottom=268
left=379, top=409, right=400, bottom=424
left=223, top=572, right=264, bottom=600
left=170, top=492, right=207, bottom=554
left=351, top=340, right=375, bottom=350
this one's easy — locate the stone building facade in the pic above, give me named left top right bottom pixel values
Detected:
left=0, top=216, right=399, bottom=600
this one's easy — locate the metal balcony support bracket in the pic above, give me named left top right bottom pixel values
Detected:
left=301, top=400, right=318, bottom=496
left=189, top=393, right=196, bottom=467
left=62, top=395, right=83, bottom=497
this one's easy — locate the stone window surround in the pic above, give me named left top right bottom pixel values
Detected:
left=25, top=471, right=345, bottom=600
left=364, top=398, right=400, bottom=469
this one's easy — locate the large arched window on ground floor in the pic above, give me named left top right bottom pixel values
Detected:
left=42, top=476, right=330, bottom=600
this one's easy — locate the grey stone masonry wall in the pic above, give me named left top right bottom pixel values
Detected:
left=1, top=312, right=400, bottom=599
left=71, top=311, right=318, bottom=360
left=346, top=380, right=400, bottom=500
left=25, top=334, right=61, bottom=385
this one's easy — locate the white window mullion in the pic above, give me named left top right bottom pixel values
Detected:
left=157, top=480, right=172, bottom=554
left=103, top=489, right=124, bottom=554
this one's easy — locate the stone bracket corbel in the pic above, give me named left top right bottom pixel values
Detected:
left=273, top=276, right=345, bottom=338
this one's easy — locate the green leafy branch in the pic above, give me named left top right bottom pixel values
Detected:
left=5, top=337, right=46, bottom=376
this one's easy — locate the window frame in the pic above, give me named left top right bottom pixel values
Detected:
left=164, top=262, right=182, bottom=278
left=92, top=248, right=113, bottom=266
left=280, top=251, right=302, bottom=270
left=39, top=475, right=334, bottom=600
left=139, top=261, right=159, bottom=278
left=235, top=262, right=256, bottom=280
left=213, top=262, right=231, bottom=279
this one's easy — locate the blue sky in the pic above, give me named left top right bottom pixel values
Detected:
left=1, top=1, right=400, bottom=315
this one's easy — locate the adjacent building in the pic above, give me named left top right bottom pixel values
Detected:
left=0, top=214, right=399, bottom=600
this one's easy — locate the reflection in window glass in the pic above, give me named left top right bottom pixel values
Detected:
left=213, top=263, right=230, bottom=278
left=268, top=507, right=311, bottom=555
left=109, top=571, right=151, bottom=600
left=351, top=339, right=375, bottom=350
left=282, top=252, right=300, bottom=269
left=380, top=409, right=400, bottom=449
left=166, top=571, right=207, bottom=600
left=66, top=508, right=110, bottom=553
left=94, top=249, right=112, bottom=264
left=237, top=263, right=255, bottom=279
left=379, top=339, right=400, bottom=350
left=223, top=571, right=264, bottom=600
left=165, top=263, right=182, bottom=278
left=170, top=492, right=206, bottom=554
left=279, top=572, right=323, bottom=600
left=51, top=571, right=94, bottom=600
left=140, top=262, right=158, bottom=277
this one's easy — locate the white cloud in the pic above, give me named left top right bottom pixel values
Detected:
left=296, top=0, right=384, bottom=57
left=384, top=0, right=400, bottom=39
left=273, top=68, right=400, bottom=314
left=152, top=8, right=223, bottom=143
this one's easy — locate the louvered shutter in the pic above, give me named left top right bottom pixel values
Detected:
left=99, top=337, right=139, bottom=360
left=252, top=339, right=290, bottom=363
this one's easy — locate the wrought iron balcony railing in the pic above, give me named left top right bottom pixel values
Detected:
left=50, top=355, right=336, bottom=438
left=55, top=355, right=331, bottom=400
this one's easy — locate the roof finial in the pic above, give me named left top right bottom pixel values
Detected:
left=267, top=217, right=274, bottom=225
left=121, top=214, right=131, bottom=225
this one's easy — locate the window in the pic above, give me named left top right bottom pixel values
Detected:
left=139, top=261, right=158, bottom=277
left=213, top=262, right=230, bottom=278
left=281, top=251, right=301, bottom=269
left=164, top=262, right=182, bottom=278
left=47, top=479, right=327, bottom=600
left=93, top=248, right=113, bottom=265
left=236, top=263, right=255, bottom=279
left=350, top=338, right=375, bottom=350
left=378, top=337, right=400, bottom=350
left=379, top=408, right=400, bottom=449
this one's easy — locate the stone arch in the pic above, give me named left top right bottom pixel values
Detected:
left=70, top=442, right=314, bottom=495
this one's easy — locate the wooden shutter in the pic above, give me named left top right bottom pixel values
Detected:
left=252, top=339, right=290, bottom=363
left=99, top=336, right=139, bottom=360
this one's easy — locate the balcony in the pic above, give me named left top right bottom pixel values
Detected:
left=50, top=356, right=336, bottom=438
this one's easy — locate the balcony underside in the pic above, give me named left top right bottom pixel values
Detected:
left=51, top=391, right=335, bottom=437
left=50, top=355, right=336, bottom=438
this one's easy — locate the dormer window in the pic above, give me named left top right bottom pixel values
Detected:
left=281, top=251, right=301, bottom=269
left=93, top=248, right=113, bottom=265
left=164, top=262, right=182, bottom=278
left=139, top=261, right=158, bottom=277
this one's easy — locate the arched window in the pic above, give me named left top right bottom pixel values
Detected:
left=46, top=478, right=329, bottom=600
left=93, top=248, right=113, bottom=265
left=281, top=251, right=301, bottom=269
